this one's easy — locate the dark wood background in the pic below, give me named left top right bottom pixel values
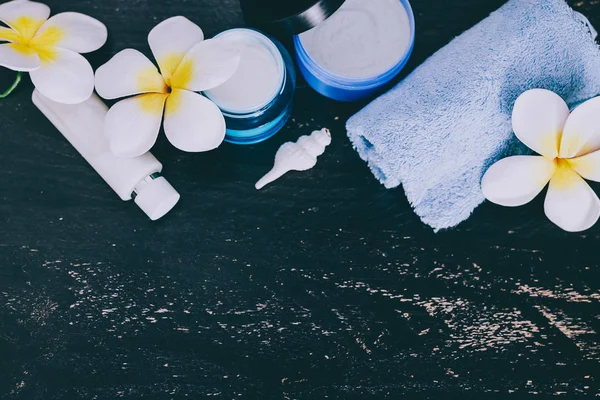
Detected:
left=1, top=0, right=598, bottom=398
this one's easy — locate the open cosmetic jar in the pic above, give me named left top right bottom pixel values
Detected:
left=241, top=0, right=415, bottom=102
left=204, top=29, right=296, bottom=145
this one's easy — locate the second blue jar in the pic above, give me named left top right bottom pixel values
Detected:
left=240, top=0, right=415, bottom=103
left=294, top=0, right=416, bottom=102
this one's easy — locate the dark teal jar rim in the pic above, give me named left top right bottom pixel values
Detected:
left=207, top=28, right=296, bottom=145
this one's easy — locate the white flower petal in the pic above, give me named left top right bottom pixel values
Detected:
left=566, top=150, right=600, bottom=182
left=512, top=89, right=569, bottom=159
left=95, top=49, right=167, bottom=100
left=559, top=97, right=600, bottom=158
left=0, top=0, right=50, bottom=38
left=33, top=12, right=107, bottom=54
left=0, top=42, right=40, bottom=71
left=105, top=94, right=168, bottom=158
left=29, top=47, right=94, bottom=104
left=170, top=39, right=241, bottom=92
left=482, top=156, right=556, bottom=207
left=148, top=16, right=204, bottom=83
left=163, top=89, right=225, bottom=152
left=544, top=161, right=600, bottom=232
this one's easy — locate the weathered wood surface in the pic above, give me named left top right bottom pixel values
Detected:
left=0, top=0, right=598, bottom=398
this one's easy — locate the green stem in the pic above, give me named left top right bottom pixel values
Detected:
left=0, top=71, right=23, bottom=99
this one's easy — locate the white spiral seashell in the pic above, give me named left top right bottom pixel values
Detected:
left=255, top=128, right=332, bottom=190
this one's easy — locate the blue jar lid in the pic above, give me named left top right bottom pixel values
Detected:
left=240, top=0, right=345, bottom=36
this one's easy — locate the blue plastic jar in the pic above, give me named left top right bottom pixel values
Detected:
left=293, top=0, right=415, bottom=102
left=204, top=29, right=296, bottom=145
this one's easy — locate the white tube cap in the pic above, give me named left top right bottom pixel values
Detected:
left=134, top=176, right=180, bottom=221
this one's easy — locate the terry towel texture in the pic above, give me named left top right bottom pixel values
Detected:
left=346, top=0, right=600, bottom=231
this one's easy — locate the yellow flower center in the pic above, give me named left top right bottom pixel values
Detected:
left=168, top=57, right=194, bottom=90
left=135, top=53, right=196, bottom=115
left=1, top=17, right=63, bottom=63
left=551, top=158, right=579, bottom=190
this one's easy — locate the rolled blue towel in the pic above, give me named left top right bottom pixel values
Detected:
left=346, top=0, right=600, bottom=231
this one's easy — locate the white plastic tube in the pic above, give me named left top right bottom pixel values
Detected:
left=32, top=90, right=180, bottom=220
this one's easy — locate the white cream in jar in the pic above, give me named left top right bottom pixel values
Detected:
left=299, top=0, right=412, bottom=79
left=205, top=29, right=284, bottom=114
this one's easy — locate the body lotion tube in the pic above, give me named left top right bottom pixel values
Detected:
left=32, top=90, right=180, bottom=220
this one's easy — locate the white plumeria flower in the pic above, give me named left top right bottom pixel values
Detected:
left=482, top=89, right=600, bottom=232
left=0, top=0, right=107, bottom=104
left=95, top=16, right=241, bottom=157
